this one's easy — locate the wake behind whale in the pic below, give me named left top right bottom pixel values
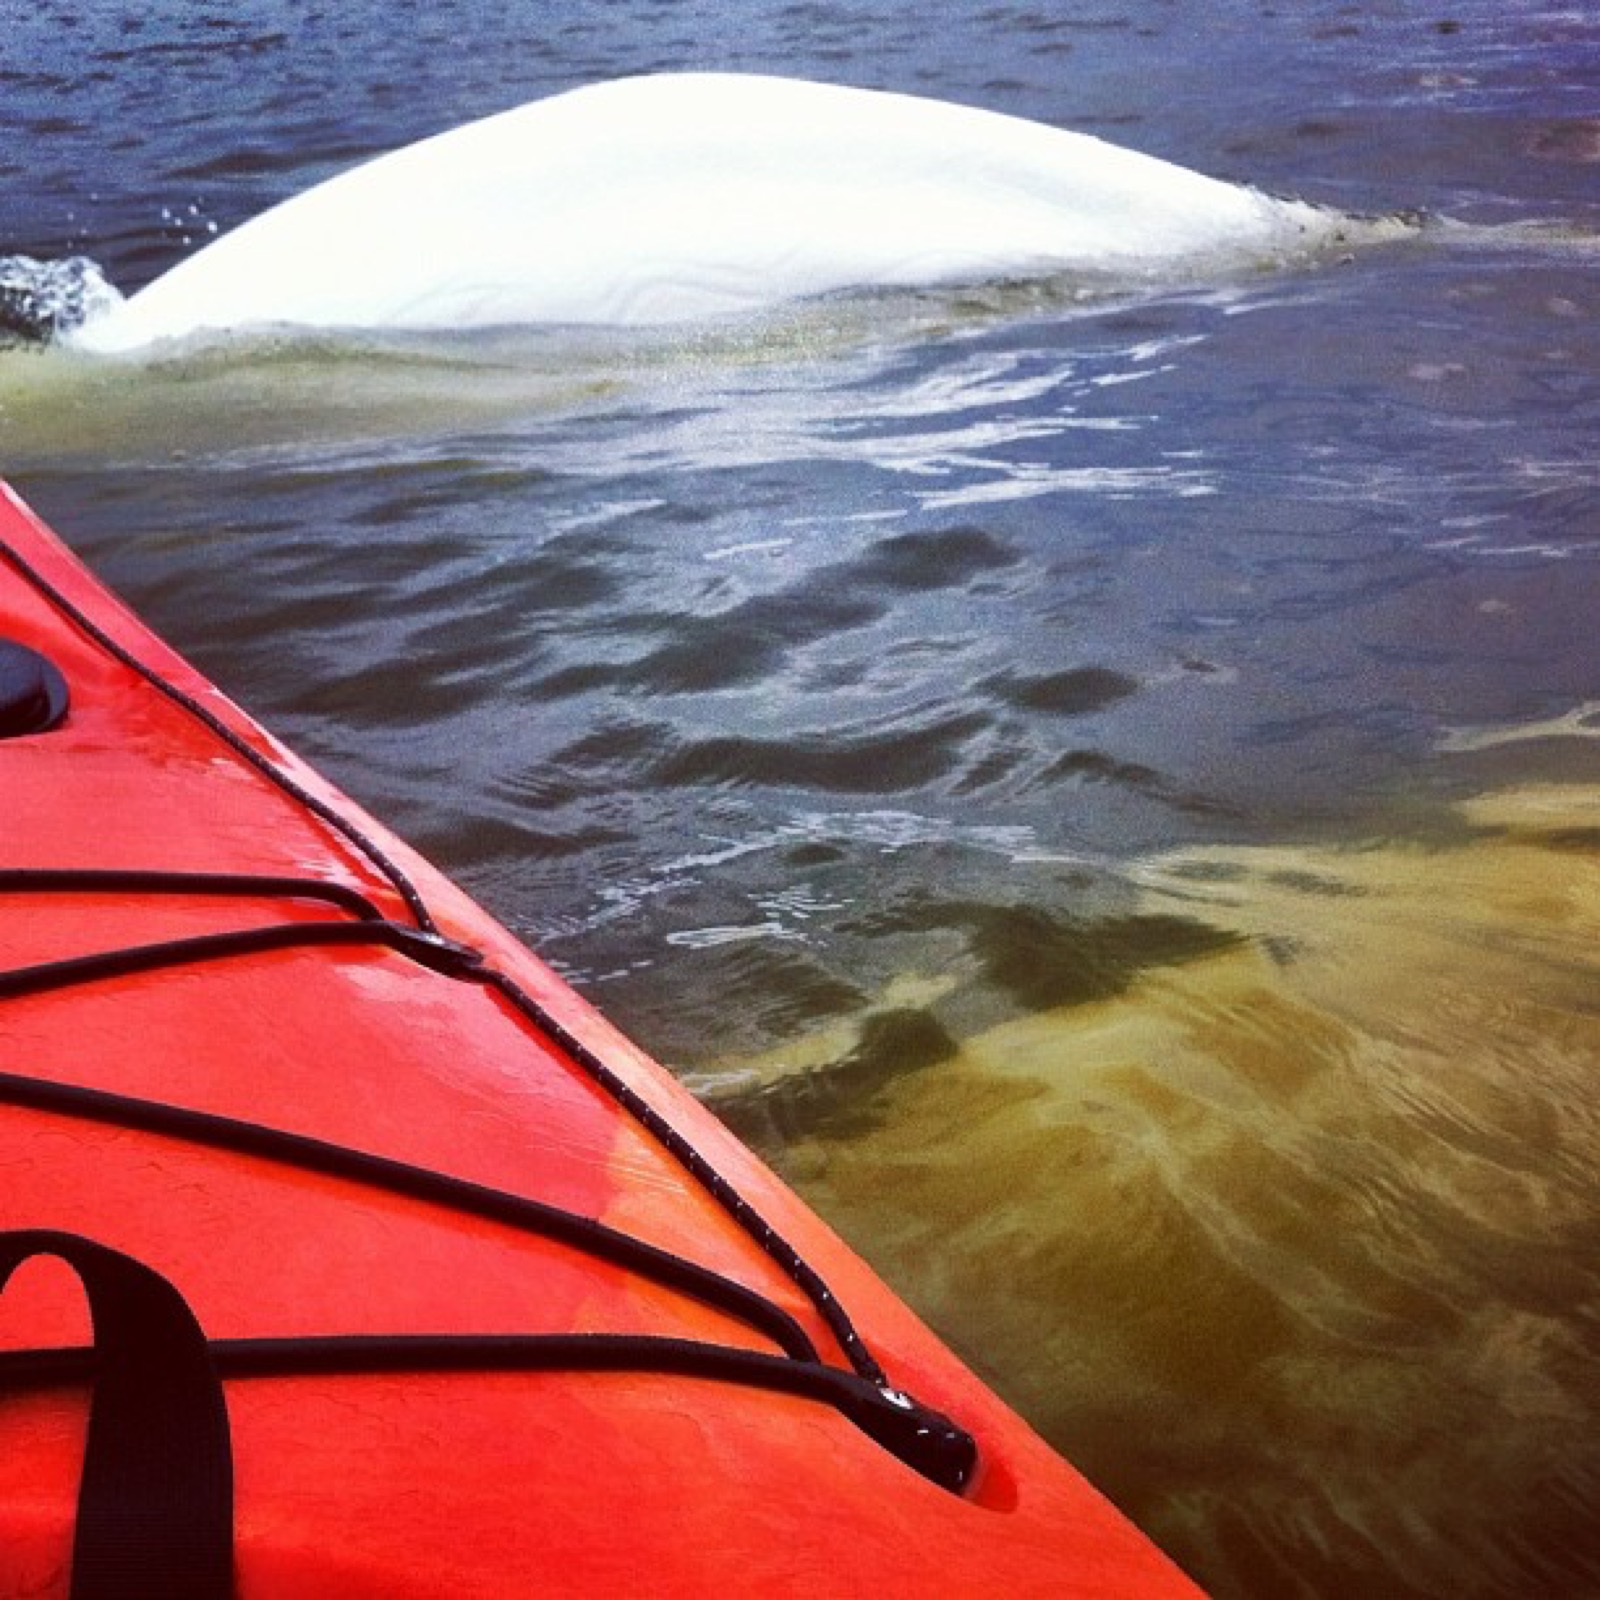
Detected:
left=61, top=73, right=1406, bottom=354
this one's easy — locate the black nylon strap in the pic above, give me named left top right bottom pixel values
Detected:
left=0, top=1230, right=234, bottom=1600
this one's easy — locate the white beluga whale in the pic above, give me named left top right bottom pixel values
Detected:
left=69, top=73, right=1397, bottom=354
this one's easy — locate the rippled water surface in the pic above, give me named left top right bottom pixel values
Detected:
left=5, top=5, right=1600, bottom=1596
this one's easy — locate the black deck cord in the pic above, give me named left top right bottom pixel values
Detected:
left=0, top=536, right=436, bottom=934
left=479, top=964, right=895, bottom=1390
left=0, top=1331, right=976, bottom=1496
left=0, top=1067, right=817, bottom=1368
left=0, top=1073, right=976, bottom=1489
left=0, top=1231, right=234, bottom=1600
left=0, top=868, right=386, bottom=922
left=0, top=918, right=893, bottom=1391
left=0, top=921, right=485, bottom=1002
left=0, top=529, right=915, bottom=1400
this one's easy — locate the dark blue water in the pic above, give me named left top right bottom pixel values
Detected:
left=5, top=5, right=1600, bottom=1596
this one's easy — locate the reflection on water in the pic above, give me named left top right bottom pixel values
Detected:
left=692, top=780, right=1600, bottom=1600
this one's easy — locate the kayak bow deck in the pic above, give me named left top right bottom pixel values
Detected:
left=0, top=482, right=1201, bottom=1597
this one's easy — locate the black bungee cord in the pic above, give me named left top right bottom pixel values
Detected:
left=0, top=525, right=978, bottom=1496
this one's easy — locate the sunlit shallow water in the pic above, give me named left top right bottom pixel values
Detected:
left=5, top=4, right=1600, bottom=1596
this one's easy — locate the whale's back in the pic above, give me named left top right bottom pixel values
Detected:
left=70, top=74, right=1363, bottom=352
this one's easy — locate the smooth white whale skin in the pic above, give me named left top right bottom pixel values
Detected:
left=71, top=73, right=1358, bottom=354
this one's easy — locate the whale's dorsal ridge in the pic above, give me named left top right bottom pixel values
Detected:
left=69, top=72, right=1385, bottom=354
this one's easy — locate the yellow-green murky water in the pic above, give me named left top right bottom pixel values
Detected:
left=695, top=780, right=1600, bottom=1598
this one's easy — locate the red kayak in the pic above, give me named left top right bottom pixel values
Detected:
left=0, top=481, right=1202, bottom=1598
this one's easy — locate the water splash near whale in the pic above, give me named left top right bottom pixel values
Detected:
left=63, top=73, right=1410, bottom=356
left=0, top=255, right=123, bottom=346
